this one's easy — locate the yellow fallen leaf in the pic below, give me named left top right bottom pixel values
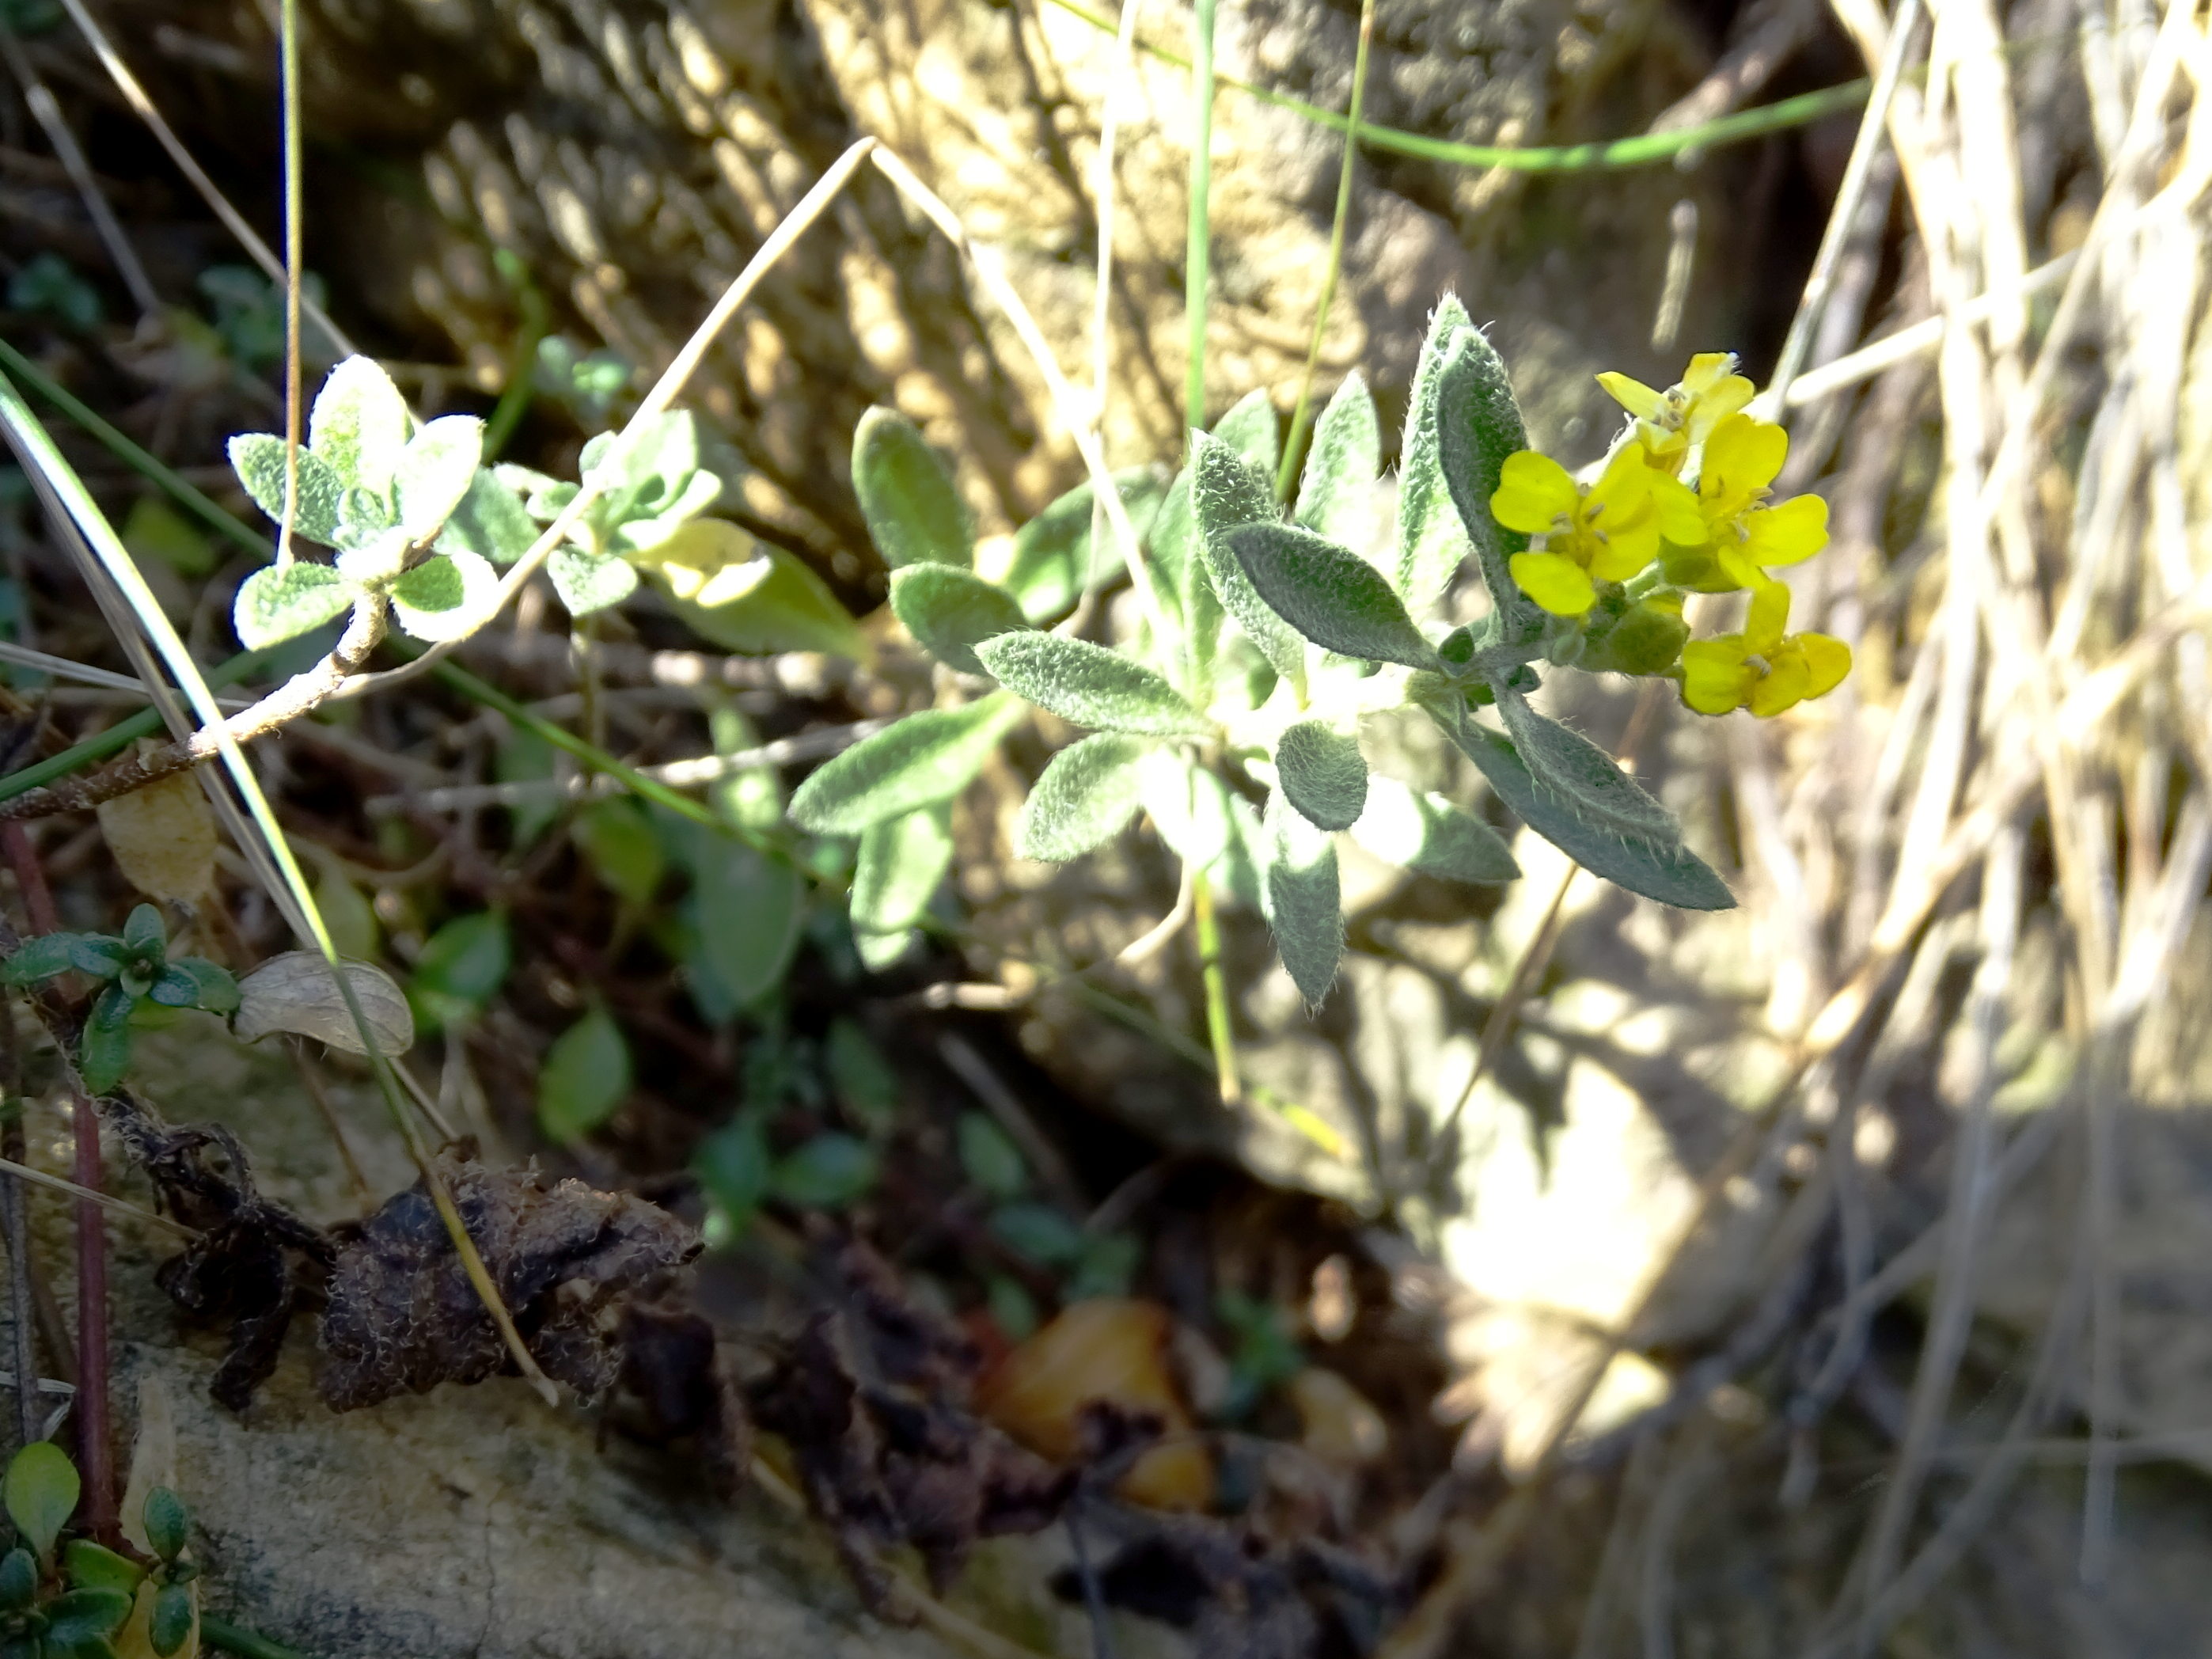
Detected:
left=98, top=770, right=217, bottom=904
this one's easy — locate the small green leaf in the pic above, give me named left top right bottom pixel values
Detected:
left=148, top=958, right=240, bottom=1014
left=1191, top=431, right=1303, bottom=683
left=389, top=549, right=499, bottom=643
left=787, top=694, right=1023, bottom=836
left=999, top=470, right=1167, bottom=624
left=1211, top=386, right=1281, bottom=479
left=142, top=1487, right=188, bottom=1563
left=608, top=469, right=724, bottom=556
left=150, top=1581, right=195, bottom=1657
left=226, top=435, right=346, bottom=545
left=890, top=564, right=1028, bottom=677
left=4, top=1440, right=79, bottom=1559
left=585, top=410, right=700, bottom=513
left=0, top=1547, right=32, bottom=1610
left=122, top=904, right=165, bottom=957
left=770, top=1133, right=878, bottom=1209
left=852, top=407, right=970, bottom=569
left=314, top=866, right=380, bottom=961
left=2, top=933, right=81, bottom=985
left=1435, top=711, right=1734, bottom=910
left=1436, top=328, right=1540, bottom=636
left=1494, top=689, right=1679, bottom=842
left=1015, top=732, right=1151, bottom=860
left=308, top=355, right=412, bottom=495
left=408, top=910, right=510, bottom=1031
left=232, top=561, right=358, bottom=651
left=43, top=1585, right=134, bottom=1646
left=1395, top=295, right=1473, bottom=619
left=1138, top=754, right=1264, bottom=908
left=1274, top=720, right=1368, bottom=833
left=548, top=543, right=638, bottom=617
left=62, top=1540, right=143, bottom=1595
left=986, top=1275, right=1038, bottom=1340
left=1068, top=1232, right=1141, bottom=1300
left=1293, top=372, right=1379, bottom=552
left=825, top=1017, right=899, bottom=1128
left=1262, top=790, right=1341, bottom=1006
left=692, top=841, right=804, bottom=1008
left=78, top=983, right=136, bottom=1093
left=66, top=937, right=129, bottom=978
left=1145, top=466, right=1216, bottom=693
left=436, top=468, right=541, bottom=565
left=957, top=1112, right=1026, bottom=1199
left=1349, top=776, right=1519, bottom=884
left=393, top=415, right=486, bottom=544
left=694, top=1112, right=771, bottom=1229
left=1226, top=523, right=1440, bottom=670
left=573, top=797, right=666, bottom=906
left=537, top=1005, right=632, bottom=1142
left=852, top=800, right=955, bottom=936
left=852, top=928, right=916, bottom=972
left=988, top=1201, right=1084, bottom=1267
left=974, top=634, right=1207, bottom=737
left=647, top=526, right=866, bottom=659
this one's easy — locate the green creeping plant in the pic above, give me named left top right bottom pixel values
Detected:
left=0, top=905, right=239, bottom=1095
left=783, top=296, right=1835, bottom=1001
left=2, top=1441, right=201, bottom=1657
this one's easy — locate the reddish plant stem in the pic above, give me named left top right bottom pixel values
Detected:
left=0, top=824, right=115, bottom=1539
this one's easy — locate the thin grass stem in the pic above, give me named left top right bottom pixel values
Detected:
left=1184, top=0, right=1216, bottom=435
left=275, top=0, right=305, bottom=571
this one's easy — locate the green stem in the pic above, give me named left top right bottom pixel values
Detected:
left=1190, top=867, right=1240, bottom=1106
left=1274, top=0, right=1376, bottom=502
left=1183, top=0, right=1216, bottom=437
left=200, top=1615, right=314, bottom=1659
left=484, top=249, right=549, bottom=460
left=276, top=0, right=304, bottom=568
left=0, top=646, right=274, bottom=803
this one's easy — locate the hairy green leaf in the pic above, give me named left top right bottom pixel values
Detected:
left=1435, top=328, right=1540, bottom=636
left=393, top=415, right=484, bottom=545
left=227, top=435, right=346, bottom=545
left=389, top=549, right=499, bottom=643
left=1494, top=689, right=1679, bottom=841
left=1294, top=372, right=1379, bottom=552
left=233, top=561, right=356, bottom=650
left=3, top=1440, right=78, bottom=1559
left=1189, top=431, right=1303, bottom=682
left=1226, top=522, right=1440, bottom=670
left=890, top=564, right=1028, bottom=676
left=1137, top=752, right=1265, bottom=909
left=586, top=409, right=700, bottom=522
left=1211, top=386, right=1281, bottom=479
left=1349, top=776, right=1519, bottom=883
left=1395, top=295, right=1472, bottom=619
left=1275, top=719, right=1368, bottom=833
left=999, top=469, right=1167, bottom=624
left=1015, top=732, right=1151, bottom=860
left=853, top=406, right=970, bottom=569
left=692, top=840, right=803, bottom=1008
left=1, top=933, right=81, bottom=985
left=548, top=542, right=639, bottom=617
left=1262, top=790, right=1342, bottom=1005
left=976, top=633, right=1207, bottom=736
left=609, top=467, right=725, bottom=556
left=437, top=468, right=540, bottom=565
left=149, top=957, right=241, bottom=1014
left=537, top=1005, right=632, bottom=1143
left=851, top=801, right=955, bottom=933
left=309, top=355, right=412, bottom=495
left=854, top=928, right=916, bottom=971
left=789, top=693, right=1023, bottom=835
left=648, top=526, right=866, bottom=659
left=1436, top=712, right=1734, bottom=909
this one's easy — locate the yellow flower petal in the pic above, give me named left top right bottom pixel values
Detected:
left=1596, top=371, right=1668, bottom=421
left=1685, top=375, right=1755, bottom=441
left=1491, top=452, right=1578, bottom=533
left=1750, top=643, right=1811, bottom=717
left=1679, top=353, right=1739, bottom=396
left=1588, top=512, right=1660, bottom=583
left=1702, top=413, right=1789, bottom=499
left=1680, top=639, right=1752, bottom=715
left=1647, top=471, right=1705, bottom=544
left=1510, top=550, right=1596, bottom=617
left=1746, top=577, right=1791, bottom=653
left=1742, top=493, right=1829, bottom=567
left=1800, top=632, right=1853, bottom=699
left=1715, top=547, right=1765, bottom=592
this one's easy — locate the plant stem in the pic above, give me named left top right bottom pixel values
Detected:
left=199, top=1615, right=313, bottom=1659
left=1183, top=0, right=1216, bottom=437
left=275, top=0, right=305, bottom=571
left=1190, top=869, right=1240, bottom=1105
left=1275, top=0, right=1377, bottom=502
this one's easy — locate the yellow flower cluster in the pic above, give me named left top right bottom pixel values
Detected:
left=1488, top=354, right=1851, bottom=719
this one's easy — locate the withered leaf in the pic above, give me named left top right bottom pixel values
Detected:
left=617, top=1301, right=753, bottom=1500
left=317, top=1156, right=699, bottom=1411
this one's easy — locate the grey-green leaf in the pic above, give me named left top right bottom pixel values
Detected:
left=389, top=549, right=499, bottom=643
left=1349, top=776, right=1519, bottom=883
left=226, top=435, right=346, bottom=545
left=851, top=801, right=955, bottom=933
left=692, top=841, right=803, bottom=1006
left=1000, top=469, right=1167, bottom=624
left=536, top=1005, right=632, bottom=1143
left=393, top=415, right=486, bottom=545
left=1274, top=719, right=1368, bottom=833
left=1494, top=688, right=1679, bottom=841
left=1262, top=789, right=1341, bottom=1005
left=973, top=632, right=1208, bottom=737
left=548, top=543, right=639, bottom=616
left=1395, top=295, right=1472, bottom=618
left=1436, top=327, right=1541, bottom=636
left=1147, top=465, right=1219, bottom=700
left=1435, top=710, right=1733, bottom=909
left=852, top=406, right=971, bottom=569
left=308, top=355, right=412, bottom=496
left=233, top=561, right=358, bottom=649
left=788, top=693, right=1023, bottom=835
left=437, top=467, right=541, bottom=564
left=890, top=564, right=1028, bottom=677
left=1190, top=431, right=1303, bottom=683
left=1211, top=386, right=1281, bottom=478
left=1015, top=732, right=1151, bottom=860
left=1226, top=522, right=1440, bottom=670
left=1294, top=371, right=1379, bottom=551
left=2, top=1440, right=78, bottom=1559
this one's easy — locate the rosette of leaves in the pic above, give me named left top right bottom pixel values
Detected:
left=228, top=356, right=533, bottom=649
left=0, top=1441, right=196, bottom=1658
left=0, top=905, right=239, bottom=1094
